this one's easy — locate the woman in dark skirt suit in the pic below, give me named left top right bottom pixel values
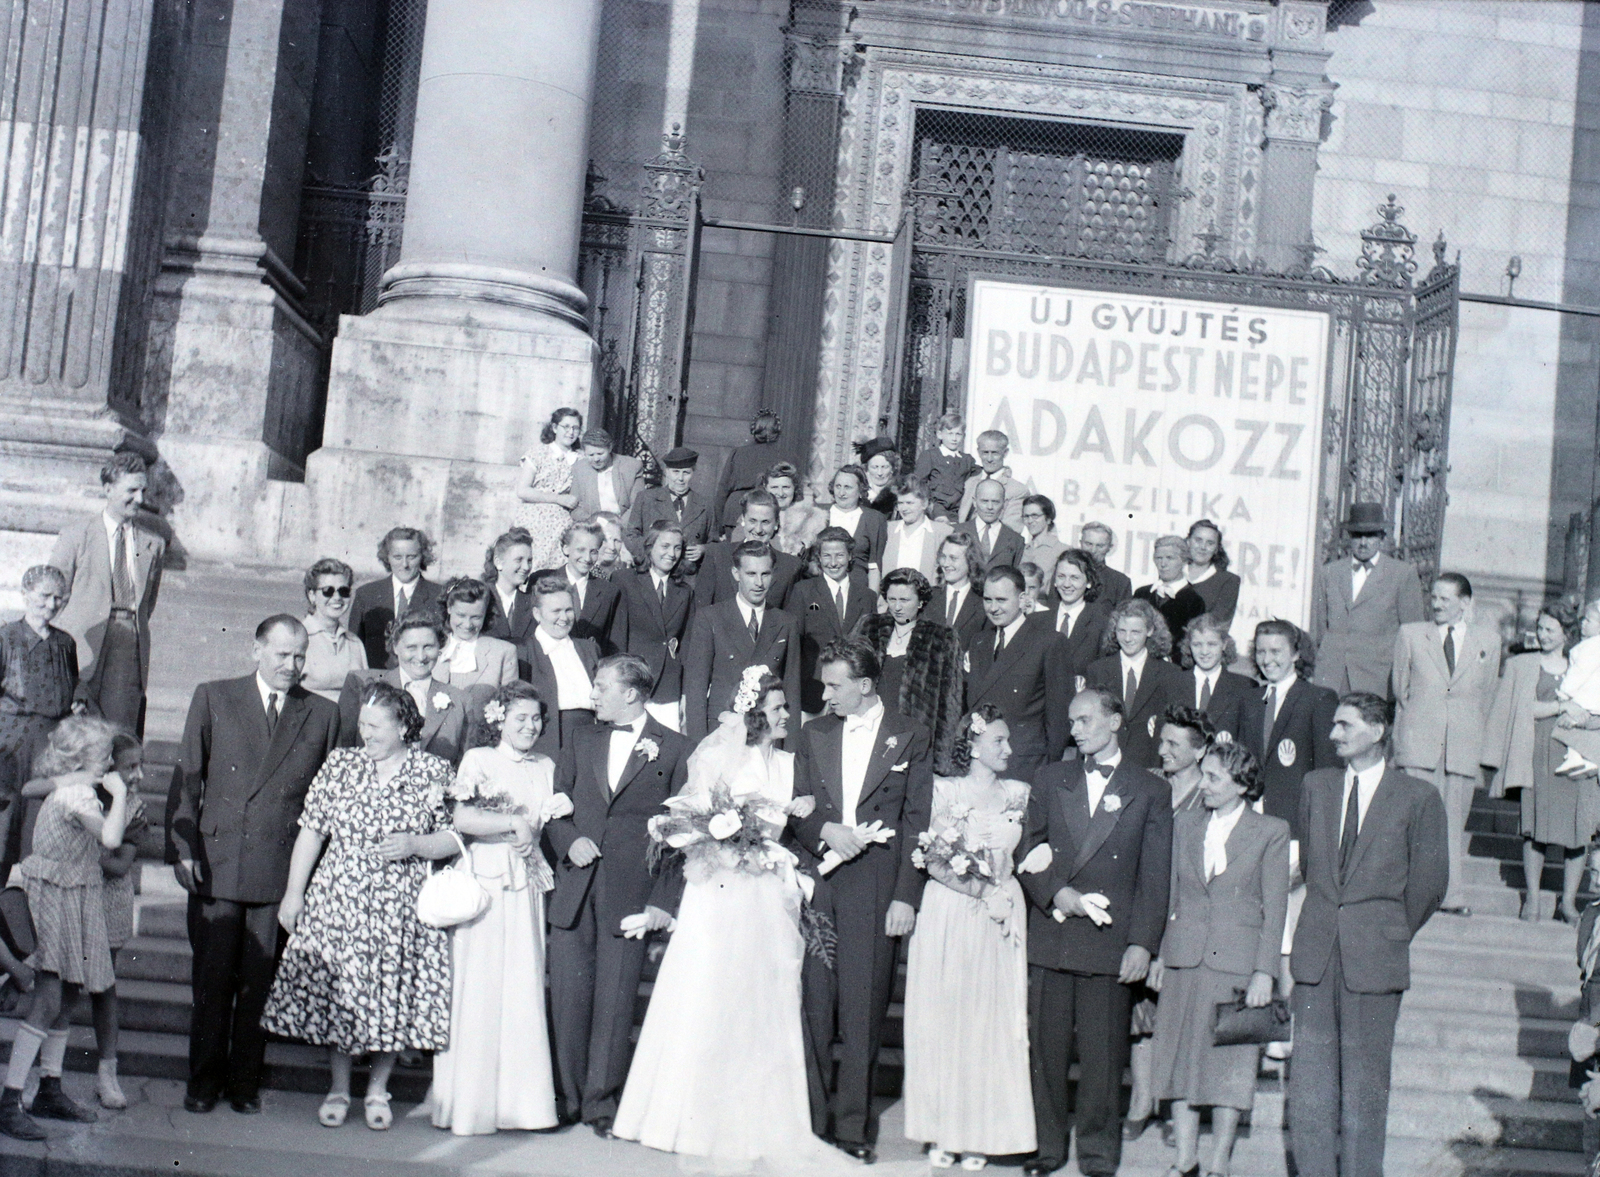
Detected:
left=1148, top=739, right=1290, bottom=1177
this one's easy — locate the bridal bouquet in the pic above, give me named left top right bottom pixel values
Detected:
left=646, top=784, right=813, bottom=878
left=911, top=803, right=997, bottom=885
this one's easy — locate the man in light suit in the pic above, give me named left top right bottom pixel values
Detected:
left=1020, top=687, right=1172, bottom=1176
left=167, top=615, right=342, bottom=1114
left=571, top=427, right=645, bottom=524
left=956, top=430, right=1027, bottom=529
left=336, top=611, right=469, bottom=766
left=1391, top=572, right=1500, bottom=915
left=1289, top=692, right=1447, bottom=1177
left=789, top=637, right=932, bottom=1161
left=954, top=479, right=1026, bottom=571
left=1310, top=503, right=1427, bottom=696
left=49, top=452, right=167, bottom=735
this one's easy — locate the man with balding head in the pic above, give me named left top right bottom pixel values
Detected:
left=954, top=480, right=1026, bottom=572
left=957, top=430, right=1027, bottom=529
left=167, top=615, right=342, bottom=1115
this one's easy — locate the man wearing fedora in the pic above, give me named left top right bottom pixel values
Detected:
left=1310, top=502, right=1427, bottom=698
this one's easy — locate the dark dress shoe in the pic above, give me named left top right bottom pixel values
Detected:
left=1022, top=1160, right=1061, bottom=1176
left=835, top=1141, right=876, bottom=1163
left=230, top=1096, right=262, bottom=1114
left=183, top=1094, right=217, bottom=1114
left=0, top=1089, right=44, bottom=1140
left=1439, top=905, right=1472, bottom=918
left=590, top=1117, right=615, bottom=1139
left=29, top=1077, right=95, bottom=1123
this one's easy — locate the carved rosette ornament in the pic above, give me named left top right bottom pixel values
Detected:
left=1261, top=84, right=1335, bottom=144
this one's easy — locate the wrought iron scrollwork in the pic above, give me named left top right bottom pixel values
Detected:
left=1356, top=194, right=1419, bottom=288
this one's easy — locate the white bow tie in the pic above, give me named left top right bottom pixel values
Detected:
left=845, top=715, right=876, bottom=734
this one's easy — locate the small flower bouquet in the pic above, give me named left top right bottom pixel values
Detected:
left=646, top=784, right=811, bottom=878
left=910, top=803, right=996, bottom=885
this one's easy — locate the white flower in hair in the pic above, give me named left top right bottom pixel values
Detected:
left=483, top=699, right=507, bottom=726
left=969, top=713, right=988, bottom=736
left=732, top=664, right=772, bottom=714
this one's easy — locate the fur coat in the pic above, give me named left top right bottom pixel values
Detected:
left=854, top=613, right=966, bottom=772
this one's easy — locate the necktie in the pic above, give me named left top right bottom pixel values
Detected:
left=748, top=610, right=759, bottom=643
left=1339, top=781, right=1362, bottom=882
left=111, top=525, right=135, bottom=608
left=947, top=591, right=959, bottom=626
left=1263, top=686, right=1277, bottom=748
left=673, top=494, right=685, bottom=521
left=407, top=679, right=427, bottom=715
left=657, top=575, right=668, bottom=604
left=1124, top=666, right=1137, bottom=705
left=1443, top=627, right=1457, bottom=676
left=1058, top=608, right=1072, bottom=636
left=266, top=692, right=280, bottom=733
left=572, top=577, right=585, bottom=610
left=982, top=524, right=994, bottom=559
left=996, top=629, right=1006, bottom=656
left=835, top=582, right=846, bottom=620
left=395, top=586, right=407, bottom=620
left=1199, top=675, right=1212, bottom=709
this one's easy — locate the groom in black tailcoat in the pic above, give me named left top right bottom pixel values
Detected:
left=545, top=654, right=692, bottom=1134
left=789, top=637, right=932, bottom=1162
left=1019, top=686, right=1171, bottom=1176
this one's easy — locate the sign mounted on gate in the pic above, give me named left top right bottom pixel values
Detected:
left=965, top=277, right=1331, bottom=638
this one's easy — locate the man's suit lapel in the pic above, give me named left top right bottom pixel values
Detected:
left=1345, top=767, right=1405, bottom=882
left=1052, top=766, right=1088, bottom=873
left=1070, top=762, right=1131, bottom=876
left=234, top=677, right=271, bottom=768
left=816, top=720, right=845, bottom=813
left=586, top=725, right=614, bottom=809
left=1420, top=625, right=1449, bottom=681
left=1269, top=678, right=1305, bottom=747
left=250, top=688, right=310, bottom=795
left=971, top=625, right=1027, bottom=697
left=418, top=678, right=448, bottom=745
left=610, top=718, right=666, bottom=804
left=1128, top=660, right=1163, bottom=718
left=856, top=711, right=908, bottom=808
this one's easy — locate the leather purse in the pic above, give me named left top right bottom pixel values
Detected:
left=1212, top=988, right=1292, bottom=1046
left=415, top=831, right=489, bottom=929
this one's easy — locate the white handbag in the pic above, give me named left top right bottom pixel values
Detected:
left=416, top=831, right=489, bottom=929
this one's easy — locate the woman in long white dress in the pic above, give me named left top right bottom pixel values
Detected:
left=902, top=705, right=1036, bottom=1168
left=431, top=682, right=570, bottom=1135
left=614, top=673, right=851, bottom=1173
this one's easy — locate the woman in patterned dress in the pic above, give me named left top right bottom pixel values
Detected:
left=513, top=407, right=583, bottom=570
left=902, top=705, right=1035, bottom=1168
left=261, top=680, right=458, bottom=1132
left=0, top=715, right=130, bottom=1141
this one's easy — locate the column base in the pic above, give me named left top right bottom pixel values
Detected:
left=306, top=298, right=596, bottom=574
left=0, top=398, right=154, bottom=533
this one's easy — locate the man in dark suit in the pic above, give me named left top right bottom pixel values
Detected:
left=790, top=637, right=932, bottom=1161
left=1181, top=612, right=1263, bottom=757
left=537, top=520, right=625, bottom=655
left=349, top=526, right=443, bottom=669
left=929, top=532, right=987, bottom=650
left=1079, top=522, right=1133, bottom=607
left=545, top=654, right=692, bottom=1133
left=166, top=615, right=341, bottom=1115
left=335, top=610, right=469, bottom=766
left=624, top=447, right=711, bottom=575
left=1020, top=687, right=1172, bottom=1176
left=954, top=479, right=1025, bottom=571
left=788, top=527, right=872, bottom=715
left=1254, top=619, right=1340, bottom=840
left=1133, top=535, right=1205, bottom=656
left=967, top=566, right=1074, bottom=777
left=681, top=542, right=802, bottom=742
left=695, top=489, right=803, bottom=610
left=1310, top=502, right=1427, bottom=696
left=1290, top=692, right=1448, bottom=1177
left=517, top=576, right=601, bottom=757
left=1084, top=600, right=1187, bottom=770
left=571, top=427, right=645, bottom=525
left=613, top=522, right=694, bottom=731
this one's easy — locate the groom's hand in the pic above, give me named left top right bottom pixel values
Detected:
left=884, top=900, right=916, bottom=937
left=1118, top=944, right=1151, bottom=985
left=642, top=906, right=674, bottom=932
left=821, top=822, right=867, bottom=860
left=568, top=837, right=602, bottom=867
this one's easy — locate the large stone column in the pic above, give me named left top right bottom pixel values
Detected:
left=1258, top=2, right=1334, bottom=272
left=0, top=0, right=165, bottom=548
left=304, top=0, right=602, bottom=573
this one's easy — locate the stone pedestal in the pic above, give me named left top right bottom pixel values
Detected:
left=304, top=0, right=602, bottom=573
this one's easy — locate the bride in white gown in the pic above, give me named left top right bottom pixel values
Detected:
left=614, top=671, right=852, bottom=1174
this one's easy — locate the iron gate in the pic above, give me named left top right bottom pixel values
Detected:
left=886, top=190, right=1460, bottom=582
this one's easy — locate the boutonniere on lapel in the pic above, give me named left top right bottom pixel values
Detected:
left=636, top=736, right=660, bottom=763
left=1101, top=794, right=1122, bottom=813
left=1147, top=715, right=1158, bottom=738
left=884, top=735, right=899, bottom=752
left=431, top=692, right=452, bottom=712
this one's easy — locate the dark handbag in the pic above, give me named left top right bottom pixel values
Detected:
left=1212, top=987, right=1292, bottom=1046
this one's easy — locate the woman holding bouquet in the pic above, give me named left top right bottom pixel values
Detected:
left=432, top=681, right=571, bottom=1135
left=614, top=670, right=848, bottom=1171
left=902, top=705, right=1035, bottom=1169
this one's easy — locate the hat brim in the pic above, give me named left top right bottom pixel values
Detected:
left=1342, top=525, right=1387, bottom=536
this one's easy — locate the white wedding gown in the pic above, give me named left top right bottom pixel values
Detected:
left=613, top=722, right=853, bottom=1174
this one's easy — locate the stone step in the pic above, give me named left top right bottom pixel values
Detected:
left=115, top=934, right=192, bottom=985
left=1389, top=1087, right=1586, bottom=1153
left=1411, top=939, right=1578, bottom=980
left=1395, top=1006, right=1574, bottom=1061
left=1414, top=910, right=1582, bottom=947
left=1402, top=974, right=1580, bottom=1020
left=1391, top=1050, right=1577, bottom=1104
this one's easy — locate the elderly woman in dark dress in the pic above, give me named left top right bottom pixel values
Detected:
left=1486, top=601, right=1592, bottom=922
left=853, top=568, right=964, bottom=768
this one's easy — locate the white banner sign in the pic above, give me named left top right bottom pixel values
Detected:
left=966, top=278, right=1330, bottom=637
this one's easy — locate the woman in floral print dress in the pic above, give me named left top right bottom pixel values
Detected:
left=261, top=680, right=459, bottom=1131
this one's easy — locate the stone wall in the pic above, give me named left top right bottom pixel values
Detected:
left=1314, top=0, right=1600, bottom=611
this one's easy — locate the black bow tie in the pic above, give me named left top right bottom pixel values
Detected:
left=598, top=721, right=637, bottom=733
left=1354, top=559, right=1373, bottom=571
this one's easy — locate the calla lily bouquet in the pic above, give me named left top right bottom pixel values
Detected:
left=647, top=784, right=815, bottom=878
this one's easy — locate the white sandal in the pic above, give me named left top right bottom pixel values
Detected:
left=364, top=1091, right=393, bottom=1130
left=929, top=1147, right=956, bottom=1169
left=960, top=1156, right=988, bottom=1171
left=318, top=1092, right=350, bottom=1127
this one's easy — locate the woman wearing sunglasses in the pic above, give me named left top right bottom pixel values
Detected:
left=300, top=557, right=368, bottom=701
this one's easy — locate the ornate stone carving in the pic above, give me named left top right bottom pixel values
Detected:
left=810, top=47, right=1256, bottom=478
left=1278, top=2, right=1326, bottom=46
left=788, top=32, right=847, bottom=95
left=1262, top=84, right=1335, bottom=144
